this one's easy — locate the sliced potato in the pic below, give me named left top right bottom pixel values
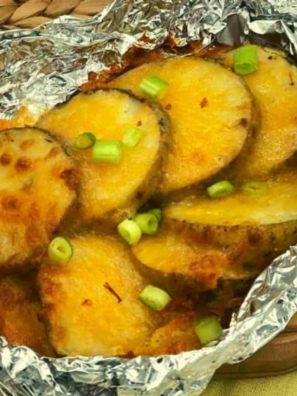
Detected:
left=38, top=235, right=159, bottom=357
left=219, top=46, right=297, bottom=178
left=165, top=173, right=297, bottom=282
left=133, top=225, right=229, bottom=292
left=0, top=127, right=76, bottom=272
left=0, top=274, right=54, bottom=356
left=111, top=57, right=252, bottom=194
left=37, top=89, right=168, bottom=222
left=135, top=313, right=200, bottom=356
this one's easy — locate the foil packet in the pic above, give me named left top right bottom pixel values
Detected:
left=1, top=0, right=297, bottom=395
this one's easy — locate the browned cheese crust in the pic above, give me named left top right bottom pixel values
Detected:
left=0, top=127, right=76, bottom=273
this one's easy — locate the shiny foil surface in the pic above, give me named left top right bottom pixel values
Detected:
left=1, top=0, right=297, bottom=395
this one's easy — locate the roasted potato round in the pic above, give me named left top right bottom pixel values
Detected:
left=38, top=235, right=159, bottom=357
left=0, top=274, right=54, bottom=356
left=0, top=127, right=76, bottom=273
left=219, top=46, right=297, bottom=179
left=37, top=89, right=169, bottom=223
left=165, top=173, right=297, bottom=284
left=111, top=56, right=252, bottom=194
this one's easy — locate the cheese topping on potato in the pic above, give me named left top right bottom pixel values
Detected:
left=38, top=235, right=158, bottom=357
left=0, top=127, right=76, bottom=272
left=38, top=89, right=168, bottom=222
left=220, top=46, right=297, bottom=178
left=111, top=57, right=252, bottom=194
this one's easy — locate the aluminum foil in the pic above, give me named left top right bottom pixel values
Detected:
left=1, top=0, right=297, bottom=395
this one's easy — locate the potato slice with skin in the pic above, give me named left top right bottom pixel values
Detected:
left=133, top=225, right=229, bottom=293
left=135, top=313, right=200, bottom=356
left=0, top=274, right=54, bottom=356
left=38, top=235, right=159, bottom=357
left=111, top=57, right=252, bottom=194
left=165, top=173, right=297, bottom=282
left=0, top=127, right=76, bottom=273
left=219, top=46, right=297, bottom=179
left=38, top=89, right=169, bottom=222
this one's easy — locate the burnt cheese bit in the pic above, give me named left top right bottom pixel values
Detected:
left=200, top=98, right=208, bottom=108
left=15, top=157, right=32, bottom=172
left=2, top=195, right=21, bottom=210
left=0, top=152, right=12, bottom=165
left=47, top=147, right=60, bottom=159
left=20, top=139, right=34, bottom=150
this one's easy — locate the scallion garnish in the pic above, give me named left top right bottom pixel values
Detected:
left=123, top=127, right=144, bottom=148
left=207, top=181, right=234, bottom=199
left=234, top=45, right=258, bottom=75
left=75, top=132, right=96, bottom=150
left=117, top=219, right=142, bottom=246
left=148, top=208, right=162, bottom=222
left=48, top=237, right=73, bottom=264
left=194, top=316, right=223, bottom=345
left=92, top=140, right=122, bottom=164
left=139, top=285, right=172, bottom=311
left=242, top=180, right=268, bottom=198
left=133, top=212, right=159, bottom=235
left=139, top=75, right=169, bottom=100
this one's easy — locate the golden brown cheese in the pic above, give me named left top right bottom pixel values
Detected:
left=111, top=57, right=252, bottom=194
left=38, top=235, right=159, bottom=357
left=0, top=127, right=76, bottom=272
left=0, top=274, right=54, bottom=356
left=165, top=173, right=297, bottom=282
left=219, top=46, right=297, bottom=178
left=38, top=89, right=169, bottom=222
left=133, top=225, right=228, bottom=292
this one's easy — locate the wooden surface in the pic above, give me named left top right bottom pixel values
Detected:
left=216, top=313, right=297, bottom=379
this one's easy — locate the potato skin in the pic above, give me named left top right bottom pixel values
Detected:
left=0, top=127, right=76, bottom=273
left=0, top=274, right=54, bottom=356
left=38, top=88, right=170, bottom=223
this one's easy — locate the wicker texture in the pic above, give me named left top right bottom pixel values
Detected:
left=0, top=0, right=111, bottom=29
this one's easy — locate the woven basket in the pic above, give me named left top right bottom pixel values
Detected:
left=0, top=0, right=111, bottom=30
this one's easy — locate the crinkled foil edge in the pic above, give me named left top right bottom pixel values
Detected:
left=1, top=0, right=297, bottom=395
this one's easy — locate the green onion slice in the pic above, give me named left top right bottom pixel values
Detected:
left=148, top=208, right=162, bottom=222
left=117, top=219, right=142, bottom=246
left=75, top=132, right=96, bottom=150
left=234, top=45, right=258, bottom=75
left=139, top=285, right=172, bottom=311
left=48, top=237, right=73, bottom=264
left=92, top=140, right=122, bottom=164
left=207, top=181, right=234, bottom=199
left=123, top=127, right=144, bottom=148
left=242, top=180, right=268, bottom=198
left=139, top=75, right=169, bottom=100
left=195, top=316, right=223, bottom=345
left=133, top=213, right=159, bottom=235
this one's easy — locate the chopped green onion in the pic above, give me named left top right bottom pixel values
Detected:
left=139, top=285, right=172, bottom=311
left=148, top=208, right=162, bottom=222
left=234, top=45, right=258, bottom=75
left=133, top=213, right=159, bottom=235
left=140, top=75, right=169, bottom=100
left=75, top=133, right=96, bottom=150
left=123, top=127, right=144, bottom=148
left=242, top=180, right=268, bottom=198
left=207, top=181, right=234, bottom=199
left=48, top=237, right=73, bottom=264
left=117, top=219, right=142, bottom=246
left=92, top=140, right=122, bottom=164
left=195, top=316, right=223, bottom=345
